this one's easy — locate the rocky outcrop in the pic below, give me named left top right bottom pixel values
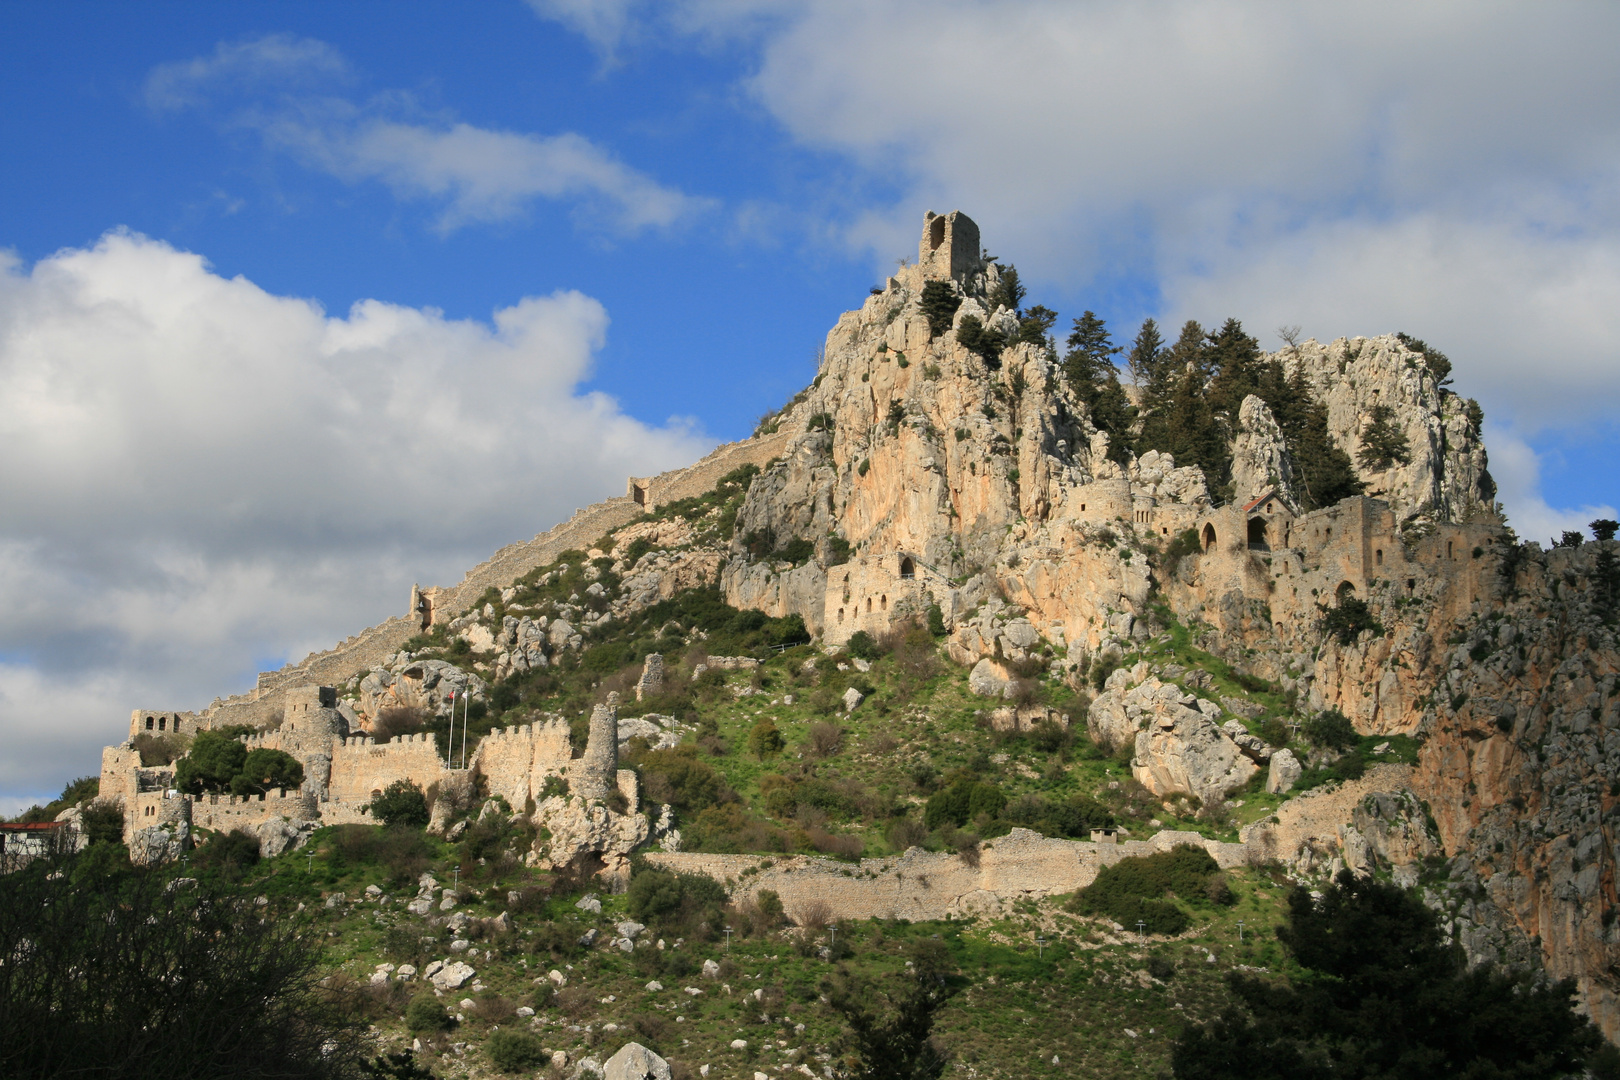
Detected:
left=1284, top=335, right=1494, bottom=528
left=1229, top=395, right=1296, bottom=510
left=357, top=657, right=486, bottom=723
left=1087, top=673, right=1259, bottom=805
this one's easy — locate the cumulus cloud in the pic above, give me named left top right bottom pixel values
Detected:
left=148, top=35, right=708, bottom=233
left=534, top=0, right=1620, bottom=534
left=1486, top=425, right=1617, bottom=549
left=0, top=232, right=710, bottom=807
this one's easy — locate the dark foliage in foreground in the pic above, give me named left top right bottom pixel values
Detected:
left=0, top=845, right=372, bottom=1080
left=1172, top=871, right=1605, bottom=1080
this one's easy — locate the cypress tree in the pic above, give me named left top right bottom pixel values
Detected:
left=1015, top=304, right=1058, bottom=352
left=1293, top=394, right=1364, bottom=509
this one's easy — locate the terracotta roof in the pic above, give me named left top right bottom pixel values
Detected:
left=1241, top=490, right=1275, bottom=513
left=0, top=821, right=65, bottom=832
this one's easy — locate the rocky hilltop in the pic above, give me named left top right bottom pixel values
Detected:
left=86, top=210, right=1620, bottom=1043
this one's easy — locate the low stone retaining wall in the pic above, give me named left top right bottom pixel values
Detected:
left=645, top=828, right=1250, bottom=922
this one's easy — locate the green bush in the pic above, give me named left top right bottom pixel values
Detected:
left=368, top=780, right=430, bottom=828
left=1320, top=595, right=1384, bottom=646
left=748, top=719, right=785, bottom=760
left=231, top=748, right=304, bottom=796
left=174, top=730, right=247, bottom=794
left=846, top=631, right=881, bottom=661
left=924, top=778, right=1007, bottom=830
left=78, top=801, right=125, bottom=846
left=920, top=280, right=961, bottom=338
left=635, top=745, right=733, bottom=811
left=1305, top=708, right=1358, bottom=751
left=1071, top=845, right=1227, bottom=934
left=1002, top=793, right=1113, bottom=838
left=193, top=829, right=261, bottom=877
left=486, top=1030, right=547, bottom=1072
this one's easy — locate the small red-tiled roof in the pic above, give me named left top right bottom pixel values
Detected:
left=1241, top=489, right=1275, bottom=513
left=0, top=821, right=65, bottom=832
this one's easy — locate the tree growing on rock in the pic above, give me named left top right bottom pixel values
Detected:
left=1357, top=404, right=1413, bottom=471
left=919, top=281, right=961, bottom=338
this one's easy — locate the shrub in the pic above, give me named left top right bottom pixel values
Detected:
left=636, top=745, right=733, bottom=811
left=0, top=846, right=370, bottom=1078
left=78, top=801, right=125, bottom=846
left=369, top=780, right=430, bottom=828
left=749, top=719, right=785, bottom=760
left=193, top=829, right=262, bottom=877
left=924, top=778, right=1006, bottom=830
left=777, top=537, right=815, bottom=565
left=133, top=732, right=187, bottom=767
left=486, top=1030, right=547, bottom=1072
left=846, top=631, right=881, bottom=661
left=174, top=730, right=247, bottom=794
left=1029, top=719, right=1072, bottom=755
left=1259, top=717, right=1290, bottom=747
left=1071, top=845, right=1225, bottom=934
left=926, top=603, right=947, bottom=637
left=372, top=706, right=430, bottom=743
left=1320, top=595, right=1384, bottom=646
left=1305, top=708, right=1358, bottom=752
left=405, top=994, right=452, bottom=1033
left=231, top=748, right=304, bottom=797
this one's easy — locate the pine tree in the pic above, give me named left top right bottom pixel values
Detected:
left=1293, top=396, right=1364, bottom=509
left=1015, top=304, right=1058, bottom=351
left=1063, top=311, right=1120, bottom=388
left=1357, top=404, right=1413, bottom=471
left=1205, top=317, right=1263, bottom=416
left=1125, top=317, right=1164, bottom=387
left=920, top=281, right=961, bottom=339
left=987, top=263, right=1025, bottom=313
left=1062, top=311, right=1135, bottom=463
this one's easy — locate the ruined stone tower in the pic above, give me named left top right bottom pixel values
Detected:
left=918, top=209, right=982, bottom=282
left=570, top=692, right=619, bottom=800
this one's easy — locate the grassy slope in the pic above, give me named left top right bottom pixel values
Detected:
left=199, top=474, right=1411, bottom=1078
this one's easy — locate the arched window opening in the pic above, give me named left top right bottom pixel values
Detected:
left=899, top=556, right=915, bottom=580
left=1247, top=517, right=1269, bottom=551
left=866, top=597, right=872, bottom=613
left=1375, top=548, right=1384, bottom=566
left=929, top=216, right=946, bottom=250
left=1337, top=580, right=1356, bottom=602
left=1202, top=523, right=1217, bottom=552
left=837, top=608, right=844, bottom=622
left=157, top=716, right=166, bottom=731
left=881, top=595, right=888, bottom=610
left=146, top=716, right=155, bottom=730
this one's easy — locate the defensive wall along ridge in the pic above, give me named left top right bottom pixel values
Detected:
left=645, top=828, right=1250, bottom=923
left=173, top=431, right=790, bottom=731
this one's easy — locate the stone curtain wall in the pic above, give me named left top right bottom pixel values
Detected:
left=190, top=790, right=318, bottom=834
left=467, top=719, right=574, bottom=811
left=646, top=828, right=1248, bottom=923
left=327, top=734, right=448, bottom=804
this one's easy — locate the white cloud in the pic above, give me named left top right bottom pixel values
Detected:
left=143, top=34, right=351, bottom=111
left=536, top=0, right=1620, bottom=524
left=0, top=231, right=711, bottom=807
left=1485, top=424, right=1617, bottom=548
left=149, top=35, right=708, bottom=234
left=1159, top=213, right=1620, bottom=430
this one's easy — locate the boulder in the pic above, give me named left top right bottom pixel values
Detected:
left=842, top=686, right=864, bottom=713
left=429, top=961, right=475, bottom=990
left=968, top=658, right=1016, bottom=699
left=1266, top=749, right=1303, bottom=794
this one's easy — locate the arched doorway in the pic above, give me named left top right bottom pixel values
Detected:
left=1247, top=518, right=1269, bottom=550
left=1202, top=523, right=1217, bottom=552
left=899, top=556, right=915, bottom=580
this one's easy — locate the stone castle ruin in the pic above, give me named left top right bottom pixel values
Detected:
left=85, top=209, right=1620, bottom=1038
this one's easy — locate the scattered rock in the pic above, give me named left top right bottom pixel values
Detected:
left=604, top=1041, right=672, bottom=1080
left=1266, top=749, right=1303, bottom=794
left=429, top=961, right=475, bottom=991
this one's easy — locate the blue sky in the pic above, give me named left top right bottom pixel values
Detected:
left=2, top=1, right=1617, bottom=812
